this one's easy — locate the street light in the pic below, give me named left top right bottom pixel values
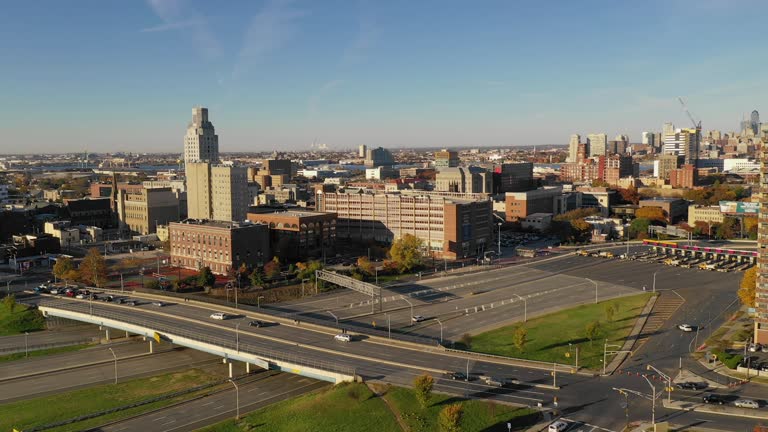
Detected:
left=229, top=379, right=240, bottom=420
left=24, top=332, right=29, bottom=358
left=586, top=278, right=598, bottom=304
left=497, top=222, right=502, bottom=256
left=652, top=271, right=658, bottom=293
left=257, top=295, right=264, bottom=308
left=386, top=313, right=391, bottom=339
left=646, top=364, right=672, bottom=404
left=514, top=294, right=527, bottom=322
left=642, top=374, right=656, bottom=426
left=327, top=310, right=339, bottom=328
left=235, top=322, right=241, bottom=353
left=435, top=318, right=444, bottom=345
left=108, top=347, right=118, bottom=384
left=301, top=278, right=311, bottom=297
left=400, top=296, right=414, bottom=323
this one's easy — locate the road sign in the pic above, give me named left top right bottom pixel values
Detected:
left=153, top=332, right=162, bottom=343
left=565, top=352, right=570, bottom=358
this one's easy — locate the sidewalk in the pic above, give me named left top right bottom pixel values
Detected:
left=605, top=294, right=657, bottom=374
left=662, top=398, right=768, bottom=420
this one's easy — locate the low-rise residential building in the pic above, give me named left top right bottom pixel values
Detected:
left=688, top=205, right=724, bottom=226
left=246, top=209, right=337, bottom=260
left=169, top=219, right=270, bottom=275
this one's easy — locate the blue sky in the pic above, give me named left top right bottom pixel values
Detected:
left=1, top=0, right=766, bottom=153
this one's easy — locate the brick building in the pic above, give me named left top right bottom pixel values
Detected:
left=504, top=187, right=563, bottom=222
left=169, top=219, right=270, bottom=275
left=669, top=164, right=698, bottom=188
left=246, top=209, right=336, bottom=260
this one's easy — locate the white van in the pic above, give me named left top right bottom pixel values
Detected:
left=209, top=312, right=230, bottom=320
left=548, top=420, right=568, bottom=432
left=334, top=333, right=351, bottom=342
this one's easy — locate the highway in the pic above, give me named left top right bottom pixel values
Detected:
left=11, top=246, right=764, bottom=431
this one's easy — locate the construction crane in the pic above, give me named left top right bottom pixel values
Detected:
left=678, top=97, right=702, bottom=131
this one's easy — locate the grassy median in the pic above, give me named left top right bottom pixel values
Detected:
left=0, top=343, right=91, bottom=363
left=469, top=293, right=652, bottom=370
left=0, top=368, right=222, bottom=432
left=200, top=382, right=538, bottom=432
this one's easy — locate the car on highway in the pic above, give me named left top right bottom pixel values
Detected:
left=748, top=343, right=761, bottom=352
left=124, top=300, right=138, bottom=306
left=702, top=393, right=725, bottom=404
left=675, top=381, right=707, bottom=390
left=248, top=320, right=264, bottom=327
left=151, top=301, right=166, bottom=307
left=482, top=376, right=504, bottom=387
left=734, top=399, right=759, bottom=409
left=75, top=293, right=87, bottom=299
left=446, top=372, right=468, bottom=381
left=334, top=333, right=351, bottom=342
left=210, top=312, right=231, bottom=320
left=411, top=315, right=425, bottom=323
left=548, top=420, right=568, bottom=432
left=677, top=324, right=694, bottom=332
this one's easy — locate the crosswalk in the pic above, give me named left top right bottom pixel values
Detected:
left=631, top=291, right=685, bottom=354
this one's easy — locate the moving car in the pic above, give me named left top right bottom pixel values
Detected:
left=483, top=376, right=504, bottom=387
left=548, top=420, right=568, bottom=432
left=334, top=333, right=351, bottom=342
left=702, top=393, right=725, bottom=405
left=734, top=399, right=759, bottom=409
left=678, top=324, right=694, bottom=332
left=411, top=315, right=425, bottom=323
left=151, top=301, right=166, bottom=307
left=446, top=372, right=468, bottom=381
left=248, top=320, right=264, bottom=327
left=210, top=312, right=230, bottom=320
left=676, top=382, right=707, bottom=390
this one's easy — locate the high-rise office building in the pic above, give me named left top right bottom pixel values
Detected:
left=364, top=147, right=395, bottom=168
left=435, top=167, right=492, bottom=193
left=663, top=122, right=675, bottom=137
left=184, top=107, right=219, bottom=166
left=434, top=149, right=460, bottom=168
left=358, top=144, right=367, bottom=158
left=642, top=131, right=655, bottom=146
left=587, top=133, right=608, bottom=157
left=756, top=140, right=768, bottom=344
left=751, top=110, right=760, bottom=136
left=187, top=163, right=248, bottom=222
left=663, top=128, right=700, bottom=165
left=568, top=134, right=581, bottom=163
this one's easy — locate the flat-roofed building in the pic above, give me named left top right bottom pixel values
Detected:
left=169, top=219, right=270, bottom=275
left=504, top=187, right=563, bottom=222
left=316, top=190, right=491, bottom=259
left=688, top=205, right=724, bottom=226
left=117, top=187, right=180, bottom=235
left=246, top=209, right=337, bottom=260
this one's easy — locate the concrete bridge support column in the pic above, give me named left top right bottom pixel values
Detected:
left=105, top=328, right=110, bottom=341
left=149, top=340, right=154, bottom=354
left=228, top=362, right=233, bottom=378
left=125, top=330, right=129, bottom=338
left=246, top=362, right=251, bottom=374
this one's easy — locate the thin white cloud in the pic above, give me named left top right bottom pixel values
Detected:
left=342, top=0, right=378, bottom=64
left=143, top=0, right=220, bottom=59
left=233, top=0, right=307, bottom=78
left=140, top=19, right=201, bottom=33
left=308, top=80, right=344, bottom=117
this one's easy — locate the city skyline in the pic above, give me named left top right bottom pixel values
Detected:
left=2, top=0, right=766, bottom=153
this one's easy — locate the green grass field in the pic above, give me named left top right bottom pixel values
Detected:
left=0, top=299, right=46, bottom=336
left=200, top=382, right=539, bottom=432
left=0, top=343, right=91, bottom=363
left=0, top=368, right=222, bottom=432
left=384, top=385, right=539, bottom=432
left=470, top=293, right=652, bottom=370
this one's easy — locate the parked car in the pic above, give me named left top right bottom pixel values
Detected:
left=248, top=320, right=264, bottom=327
left=677, top=324, right=694, bottom=332
left=411, top=315, right=425, bottom=323
left=702, top=393, right=725, bottom=405
left=748, top=343, right=761, bottom=352
left=210, top=312, right=230, bottom=320
left=734, top=399, right=759, bottom=409
left=334, top=333, right=351, bottom=342
left=548, top=420, right=569, bottom=432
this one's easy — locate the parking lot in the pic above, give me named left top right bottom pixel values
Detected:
left=576, top=248, right=754, bottom=274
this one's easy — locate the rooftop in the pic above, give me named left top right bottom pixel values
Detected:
left=171, top=219, right=266, bottom=230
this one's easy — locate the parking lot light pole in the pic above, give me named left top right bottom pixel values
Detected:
left=108, top=347, right=118, bottom=384
left=586, top=278, right=598, bottom=304
left=514, top=294, right=527, bottom=322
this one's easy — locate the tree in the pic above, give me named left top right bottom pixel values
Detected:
left=458, top=333, right=472, bottom=349
left=586, top=320, right=601, bottom=346
left=635, top=207, right=666, bottom=223
left=3, top=294, right=16, bottom=313
left=356, top=256, right=375, bottom=277
left=79, top=248, right=107, bottom=287
left=438, top=403, right=464, bottom=432
left=389, top=234, right=424, bottom=272
left=738, top=267, right=757, bottom=308
left=617, top=185, right=640, bottom=205
left=745, top=216, right=758, bottom=240
left=413, top=373, right=434, bottom=408
left=144, top=279, right=160, bottom=290
left=117, top=256, right=143, bottom=272
left=197, top=266, right=216, bottom=287
left=53, top=256, right=74, bottom=282
left=264, top=259, right=281, bottom=279
left=249, top=267, right=265, bottom=288
left=629, top=218, right=651, bottom=239
left=296, top=260, right=323, bottom=281
left=605, top=304, right=616, bottom=322
left=513, top=326, right=528, bottom=352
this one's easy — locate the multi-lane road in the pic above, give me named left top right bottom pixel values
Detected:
left=7, top=245, right=765, bottom=431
